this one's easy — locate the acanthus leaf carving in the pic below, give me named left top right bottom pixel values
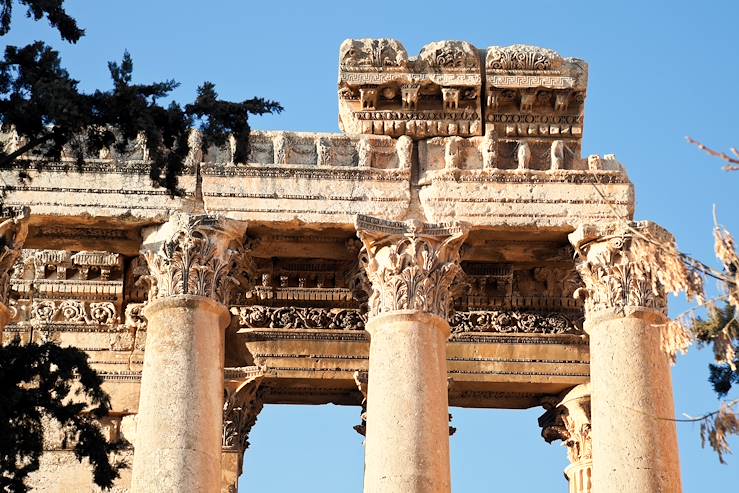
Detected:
left=355, top=216, right=468, bottom=319
left=235, top=305, right=366, bottom=331
left=223, top=368, right=265, bottom=454
left=487, top=45, right=562, bottom=71
left=570, top=222, right=671, bottom=320
left=339, top=38, right=408, bottom=69
left=539, top=384, right=592, bottom=466
left=141, top=214, right=249, bottom=306
left=450, top=310, right=582, bottom=335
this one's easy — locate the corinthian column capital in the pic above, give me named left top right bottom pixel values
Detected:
left=355, top=215, right=468, bottom=319
left=141, top=213, right=250, bottom=306
left=540, top=383, right=592, bottom=465
left=569, top=221, right=672, bottom=323
left=539, top=383, right=592, bottom=492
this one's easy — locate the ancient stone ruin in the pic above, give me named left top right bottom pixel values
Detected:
left=0, top=39, right=682, bottom=492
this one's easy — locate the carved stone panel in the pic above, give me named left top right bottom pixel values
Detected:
left=0, top=208, right=29, bottom=307
left=10, top=248, right=124, bottom=327
left=338, top=39, right=483, bottom=138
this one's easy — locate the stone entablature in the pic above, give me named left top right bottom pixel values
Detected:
left=0, top=128, right=631, bottom=229
left=0, top=38, right=683, bottom=493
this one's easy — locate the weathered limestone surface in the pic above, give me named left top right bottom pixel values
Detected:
left=540, top=384, right=592, bottom=493
left=570, top=223, right=682, bottom=493
left=357, top=217, right=465, bottom=493
left=130, top=214, right=247, bottom=493
left=0, top=39, right=683, bottom=493
left=0, top=159, right=197, bottom=224
left=364, top=311, right=452, bottom=493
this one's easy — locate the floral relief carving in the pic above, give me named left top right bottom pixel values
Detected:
left=356, top=216, right=468, bottom=319
left=571, top=225, right=669, bottom=319
left=89, top=302, right=117, bottom=325
left=419, top=41, right=479, bottom=69
left=450, top=310, right=582, bottom=335
left=31, top=300, right=56, bottom=323
left=487, top=45, right=562, bottom=71
left=223, top=370, right=264, bottom=453
left=235, top=305, right=366, bottom=331
left=28, top=299, right=119, bottom=325
left=141, top=214, right=250, bottom=306
left=339, top=38, right=408, bottom=69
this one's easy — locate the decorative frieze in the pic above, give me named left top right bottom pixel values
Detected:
left=140, top=214, right=249, bottom=306
left=234, top=305, right=366, bottom=331
left=355, top=215, right=467, bottom=319
left=450, top=310, right=582, bottom=335
left=26, top=299, right=118, bottom=325
left=10, top=247, right=125, bottom=329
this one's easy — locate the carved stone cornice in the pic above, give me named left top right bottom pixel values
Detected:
left=0, top=207, right=29, bottom=306
left=569, top=222, right=670, bottom=322
left=140, top=213, right=250, bottom=306
left=355, top=215, right=468, bottom=319
left=539, top=383, right=591, bottom=465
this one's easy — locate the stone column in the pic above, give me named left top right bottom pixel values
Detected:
left=131, top=214, right=248, bottom=493
left=569, top=222, right=682, bottom=492
left=0, top=208, right=29, bottom=339
left=539, top=384, right=592, bottom=493
left=356, top=215, right=467, bottom=493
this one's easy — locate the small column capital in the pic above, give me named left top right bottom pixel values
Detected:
left=140, top=213, right=251, bottom=306
left=569, top=221, right=673, bottom=324
left=222, top=367, right=265, bottom=455
left=539, top=383, right=592, bottom=465
left=355, top=215, right=468, bottom=320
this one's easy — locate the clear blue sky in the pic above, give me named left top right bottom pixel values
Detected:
left=5, top=0, right=739, bottom=490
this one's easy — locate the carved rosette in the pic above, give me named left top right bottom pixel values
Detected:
left=0, top=207, right=29, bottom=307
left=569, top=222, right=669, bottom=322
left=141, top=214, right=250, bottom=306
left=539, top=384, right=592, bottom=491
left=355, top=215, right=468, bottom=319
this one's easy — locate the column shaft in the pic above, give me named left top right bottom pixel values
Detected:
left=571, top=222, right=683, bottom=493
left=588, top=314, right=681, bottom=492
left=130, top=213, right=248, bottom=493
left=131, top=296, right=229, bottom=492
left=363, top=311, right=451, bottom=493
left=355, top=215, right=466, bottom=493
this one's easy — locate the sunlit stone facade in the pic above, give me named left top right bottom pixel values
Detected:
left=0, top=39, right=681, bottom=492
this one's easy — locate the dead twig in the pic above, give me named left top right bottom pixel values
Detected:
left=687, top=137, right=739, bottom=171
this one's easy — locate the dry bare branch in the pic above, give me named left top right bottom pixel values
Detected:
left=687, top=137, right=739, bottom=171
